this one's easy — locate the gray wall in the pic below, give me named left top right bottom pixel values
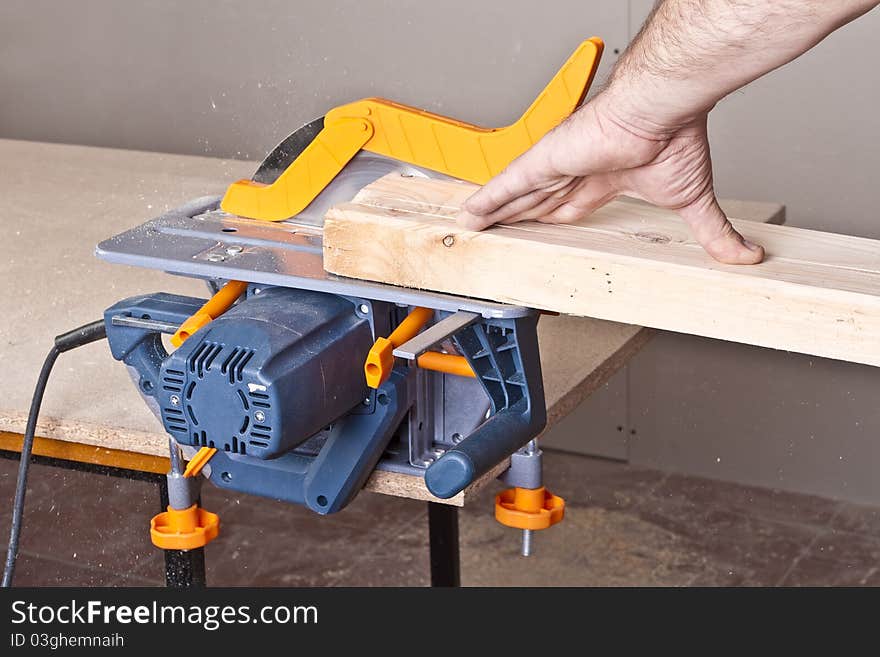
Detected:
left=0, top=0, right=627, bottom=160
left=3, top=1, right=879, bottom=503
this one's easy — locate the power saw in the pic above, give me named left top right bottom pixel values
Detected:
left=97, top=38, right=603, bottom=557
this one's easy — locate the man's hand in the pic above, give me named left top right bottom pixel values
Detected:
left=456, top=0, right=879, bottom=264
left=457, top=95, right=764, bottom=264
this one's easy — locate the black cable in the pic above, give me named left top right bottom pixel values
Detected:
left=2, top=319, right=107, bottom=587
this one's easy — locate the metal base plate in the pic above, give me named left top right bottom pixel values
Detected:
left=96, top=196, right=529, bottom=318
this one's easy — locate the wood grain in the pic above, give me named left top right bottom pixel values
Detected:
left=324, top=174, right=878, bottom=367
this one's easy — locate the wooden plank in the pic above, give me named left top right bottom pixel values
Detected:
left=324, top=174, right=880, bottom=367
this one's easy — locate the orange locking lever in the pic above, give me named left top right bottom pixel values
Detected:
left=182, top=447, right=217, bottom=478
left=171, top=280, right=248, bottom=347
left=365, top=307, right=434, bottom=388
left=365, top=307, right=476, bottom=388
left=416, top=351, right=475, bottom=379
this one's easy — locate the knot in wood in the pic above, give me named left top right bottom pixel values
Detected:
left=634, top=231, right=671, bottom=245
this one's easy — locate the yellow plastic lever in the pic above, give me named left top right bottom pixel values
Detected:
left=221, top=118, right=374, bottom=222
left=221, top=38, right=604, bottom=221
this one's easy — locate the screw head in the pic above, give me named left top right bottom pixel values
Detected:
left=254, top=410, right=266, bottom=423
left=442, top=234, right=455, bottom=247
left=359, top=303, right=370, bottom=314
left=206, top=253, right=226, bottom=262
left=225, top=245, right=244, bottom=255
left=169, top=394, right=180, bottom=406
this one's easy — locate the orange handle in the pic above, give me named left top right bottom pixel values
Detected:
left=365, top=307, right=434, bottom=388
left=182, top=447, right=217, bottom=478
left=417, top=352, right=474, bottom=378
left=171, top=280, right=248, bottom=347
left=387, top=307, right=434, bottom=346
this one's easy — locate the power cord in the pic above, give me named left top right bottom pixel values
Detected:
left=2, top=320, right=107, bottom=587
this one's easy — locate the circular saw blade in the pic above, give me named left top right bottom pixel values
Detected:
left=251, top=117, right=448, bottom=225
left=252, top=116, right=325, bottom=185
left=293, top=152, right=449, bottom=225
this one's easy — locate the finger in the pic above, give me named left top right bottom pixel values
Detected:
left=461, top=142, right=555, bottom=218
left=541, top=193, right=618, bottom=224
left=457, top=178, right=575, bottom=230
left=677, top=193, right=764, bottom=264
left=536, top=175, right=619, bottom=223
left=489, top=174, right=618, bottom=226
left=496, top=193, right=569, bottom=224
left=492, top=175, right=612, bottom=226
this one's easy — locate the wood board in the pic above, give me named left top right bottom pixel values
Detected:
left=324, top=174, right=878, bottom=367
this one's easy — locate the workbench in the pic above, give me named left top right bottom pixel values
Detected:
left=0, top=139, right=784, bottom=586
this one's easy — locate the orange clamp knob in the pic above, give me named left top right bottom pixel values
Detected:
left=495, top=486, right=565, bottom=531
left=150, top=504, right=220, bottom=550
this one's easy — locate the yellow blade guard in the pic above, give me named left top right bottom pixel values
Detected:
left=221, top=38, right=604, bottom=222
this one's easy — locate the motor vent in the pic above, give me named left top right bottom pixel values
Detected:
left=155, top=287, right=373, bottom=458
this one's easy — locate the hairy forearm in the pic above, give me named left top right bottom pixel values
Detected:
left=603, top=0, right=879, bottom=132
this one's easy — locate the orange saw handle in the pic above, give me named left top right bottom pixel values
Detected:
left=221, top=38, right=604, bottom=221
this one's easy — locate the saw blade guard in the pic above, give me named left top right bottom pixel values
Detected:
left=220, top=38, right=604, bottom=222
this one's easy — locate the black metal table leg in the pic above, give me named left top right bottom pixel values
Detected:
left=158, top=477, right=207, bottom=588
left=428, top=502, right=460, bottom=587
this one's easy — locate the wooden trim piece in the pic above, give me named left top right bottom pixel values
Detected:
left=324, top=174, right=880, bottom=367
left=0, top=431, right=169, bottom=474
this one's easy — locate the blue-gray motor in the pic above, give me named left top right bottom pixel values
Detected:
left=158, top=287, right=373, bottom=458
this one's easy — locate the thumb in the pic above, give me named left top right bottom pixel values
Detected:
left=677, top=193, right=764, bottom=265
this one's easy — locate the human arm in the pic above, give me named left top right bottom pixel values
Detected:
left=457, top=0, right=880, bottom=263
